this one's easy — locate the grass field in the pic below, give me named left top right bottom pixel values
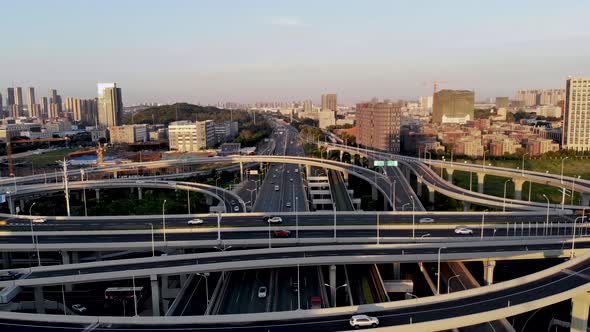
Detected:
left=15, top=148, right=77, bottom=167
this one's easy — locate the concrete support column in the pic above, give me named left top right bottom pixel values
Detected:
left=305, top=164, right=311, bottom=177
left=582, top=193, right=590, bottom=206
left=570, top=293, right=590, bottom=332
left=342, top=170, right=349, bottom=182
left=403, top=166, right=411, bottom=182
left=340, top=151, right=344, bottom=162
left=476, top=172, right=486, bottom=194
left=426, top=186, right=435, bottom=204
left=371, top=186, right=378, bottom=201
left=8, top=198, right=15, bottom=215
left=138, top=187, right=143, bottom=200
left=34, top=286, right=45, bottom=314
left=113, top=171, right=118, bottom=179
left=19, top=199, right=25, bottom=212
left=513, top=179, right=525, bottom=201
left=483, top=259, right=496, bottom=285
left=61, top=252, right=73, bottom=291
left=239, top=162, right=244, bottom=182
left=393, top=262, right=401, bottom=280
left=95, top=189, right=100, bottom=203
left=463, top=201, right=471, bottom=212
left=2, top=252, right=12, bottom=269
left=329, top=265, right=337, bottom=307
left=446, top=169, right=454, bottom=183
left=150, top=274, right=161, bottom=316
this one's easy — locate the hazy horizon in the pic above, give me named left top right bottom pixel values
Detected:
left=2, top=0, right=590, bottom=105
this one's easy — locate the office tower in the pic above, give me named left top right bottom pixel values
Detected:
left=303, top=100, right=313, bottom=113
left=168, top=120, right=216, bottom=152
left=321, top=94, right=337, bottom=111
left=48, top=89, right=62, bottom=115
left=6, top=88, right=15, bottom=106
left=97, top=83, right=123, bottom=127
left=40, top=97, right=48, bottom=119
left=14, top=87, right=23, bottom=115
left=356, top=100, right=402, bottom=153
left=418, top=96, right=433, bottom=110
left=0, top=93, right=3, bottom=116
left=562, top=77, right=590, bottom=151
left=432, top=89, right=475, bottom=124
left=495, top=97, right=509, bottom=108
left=26, top=87, right=35, bottom=116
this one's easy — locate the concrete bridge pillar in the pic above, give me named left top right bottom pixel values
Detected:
left=426, top=185, right=435, bottom=204
left=416, top=178, right=423, bottom=196
left=113, top=171, right=118, bottom=179
left=446, top=169, right=454, bottom=184
left=342, top=170, right=349, bottom=182
left=329, top=265, right=337, bottom=307
left=393, top=262, right=401, bottom=280
left=151, top=274, right=161, bottom=316
left=463, top=201, right=471, bottom=211
left=2, top=252, right=12, bottom=269
left=239, top=162, right=244, bottom=182
left=19, top=199, right=25, bottom=212
left=61, top=252, right=73, bottom=291
left=340, top=151, right=344, bottom=162
left=34, top=286, right=45, bottom=314
left=403, top=166, right=411, bottom=182
left=305, top=164, right=311, bottom=177
left=476, top=172, right=486, bottom=194
left=95, top=189, right=100, bottom=203
left=582, top=193, right=590, bottom=206
left=571, top=293, right=590, bottom=332
left=513, top=179, right=525, bottom=201
left=8, top=198, right=15, bottom=215
left=138, top=187, right=143, bottom=200
left=371, top=186, right=378, bottom=201
left=483, top=259, right=496, bottom=285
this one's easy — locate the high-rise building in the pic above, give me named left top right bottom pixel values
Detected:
left=318, top=110, right=336, bottom=129
left=6, top=88, right=15, bottom=106
left=495, top=97, right=509, bottom=108
left=97, top=83, right=123, bottom=127
left=562, top=77, right=590, bottom=151
left=432, top=89, right=474, bottom=124
left=0, top=93, right=3, bottom=116
left=109, top=124, right=148, bottom=144
left=26, top=87, right=35, bottom=116
left=168, top=120, right=216, bottom=152
left=48, top=89, right=62, bottom=115
left=356, top=101, right=402, bottom=153
left=321, top=94, right=337, bottom=111
left=14, top=87, right=23, bottom=115
left=303, top=100, right=313, bottom=113
left=40, top=97, right=49, bottom=119
left=418, top=96, right=433, bottom=110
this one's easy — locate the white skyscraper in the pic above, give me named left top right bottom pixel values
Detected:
left=563, top=77, right=590, bottom=151
left=97, top=83, right=123, bottom=127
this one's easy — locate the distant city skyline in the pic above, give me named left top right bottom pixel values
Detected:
left=2, top=0, right=590, bottom=104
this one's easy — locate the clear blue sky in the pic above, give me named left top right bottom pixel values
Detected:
left=2, top=0, right=589, bottom=104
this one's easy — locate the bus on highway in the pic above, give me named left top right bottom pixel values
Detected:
left=104, top=287, right=145, bottom=302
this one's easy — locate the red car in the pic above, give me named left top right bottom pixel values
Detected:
left=273, top=230, right=291, bottom=238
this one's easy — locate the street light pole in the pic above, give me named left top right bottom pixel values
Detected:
left=572, top=216, right=587, bottom=258
left=436, top=246, right=447, bottom=295
left=542, top=194, right=550, bottom=236
left=503, top=179, right=511, bottom=212
left=29, top=203, right=41, bottom=266
left=447, top=274, right=461, bottom=294
left=410, top=196, right=415, bottom=238
left=148, top=223, right=154, bottom=257
left=480, top=210, right=488, bottom=240
left=162, top=200, right=167, bottom=244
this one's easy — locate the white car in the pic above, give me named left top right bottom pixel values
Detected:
left=32, top=218, right=46, bottom=224
left=71, top=304, right=87, bottom=313
left=285, top=202, right=292, bottom=208
left=233, top=206, right=240, bottom=212
left=267, top=216, right=283, bottom=224
left=187, top=219, right=204, bottom=225
left=257, top=286, right=267, bottom=298
left=454, top=226, right=474, bottom=235
left=419, top=218, right=435, bottom=223
left=349, top=315, right=379, bottom=328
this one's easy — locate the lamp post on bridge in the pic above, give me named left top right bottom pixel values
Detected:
left=542, top=194, right=550, bottom=236
left=410, top=196, right=415, bottom=239
left=162, top=200, right=167, bottom=244
left=436, top=246, right=447, bottom=295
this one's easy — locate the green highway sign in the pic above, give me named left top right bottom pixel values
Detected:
left=387, top=160, right=398, bottom=167
left=374, top=161, right=385, bottom=167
